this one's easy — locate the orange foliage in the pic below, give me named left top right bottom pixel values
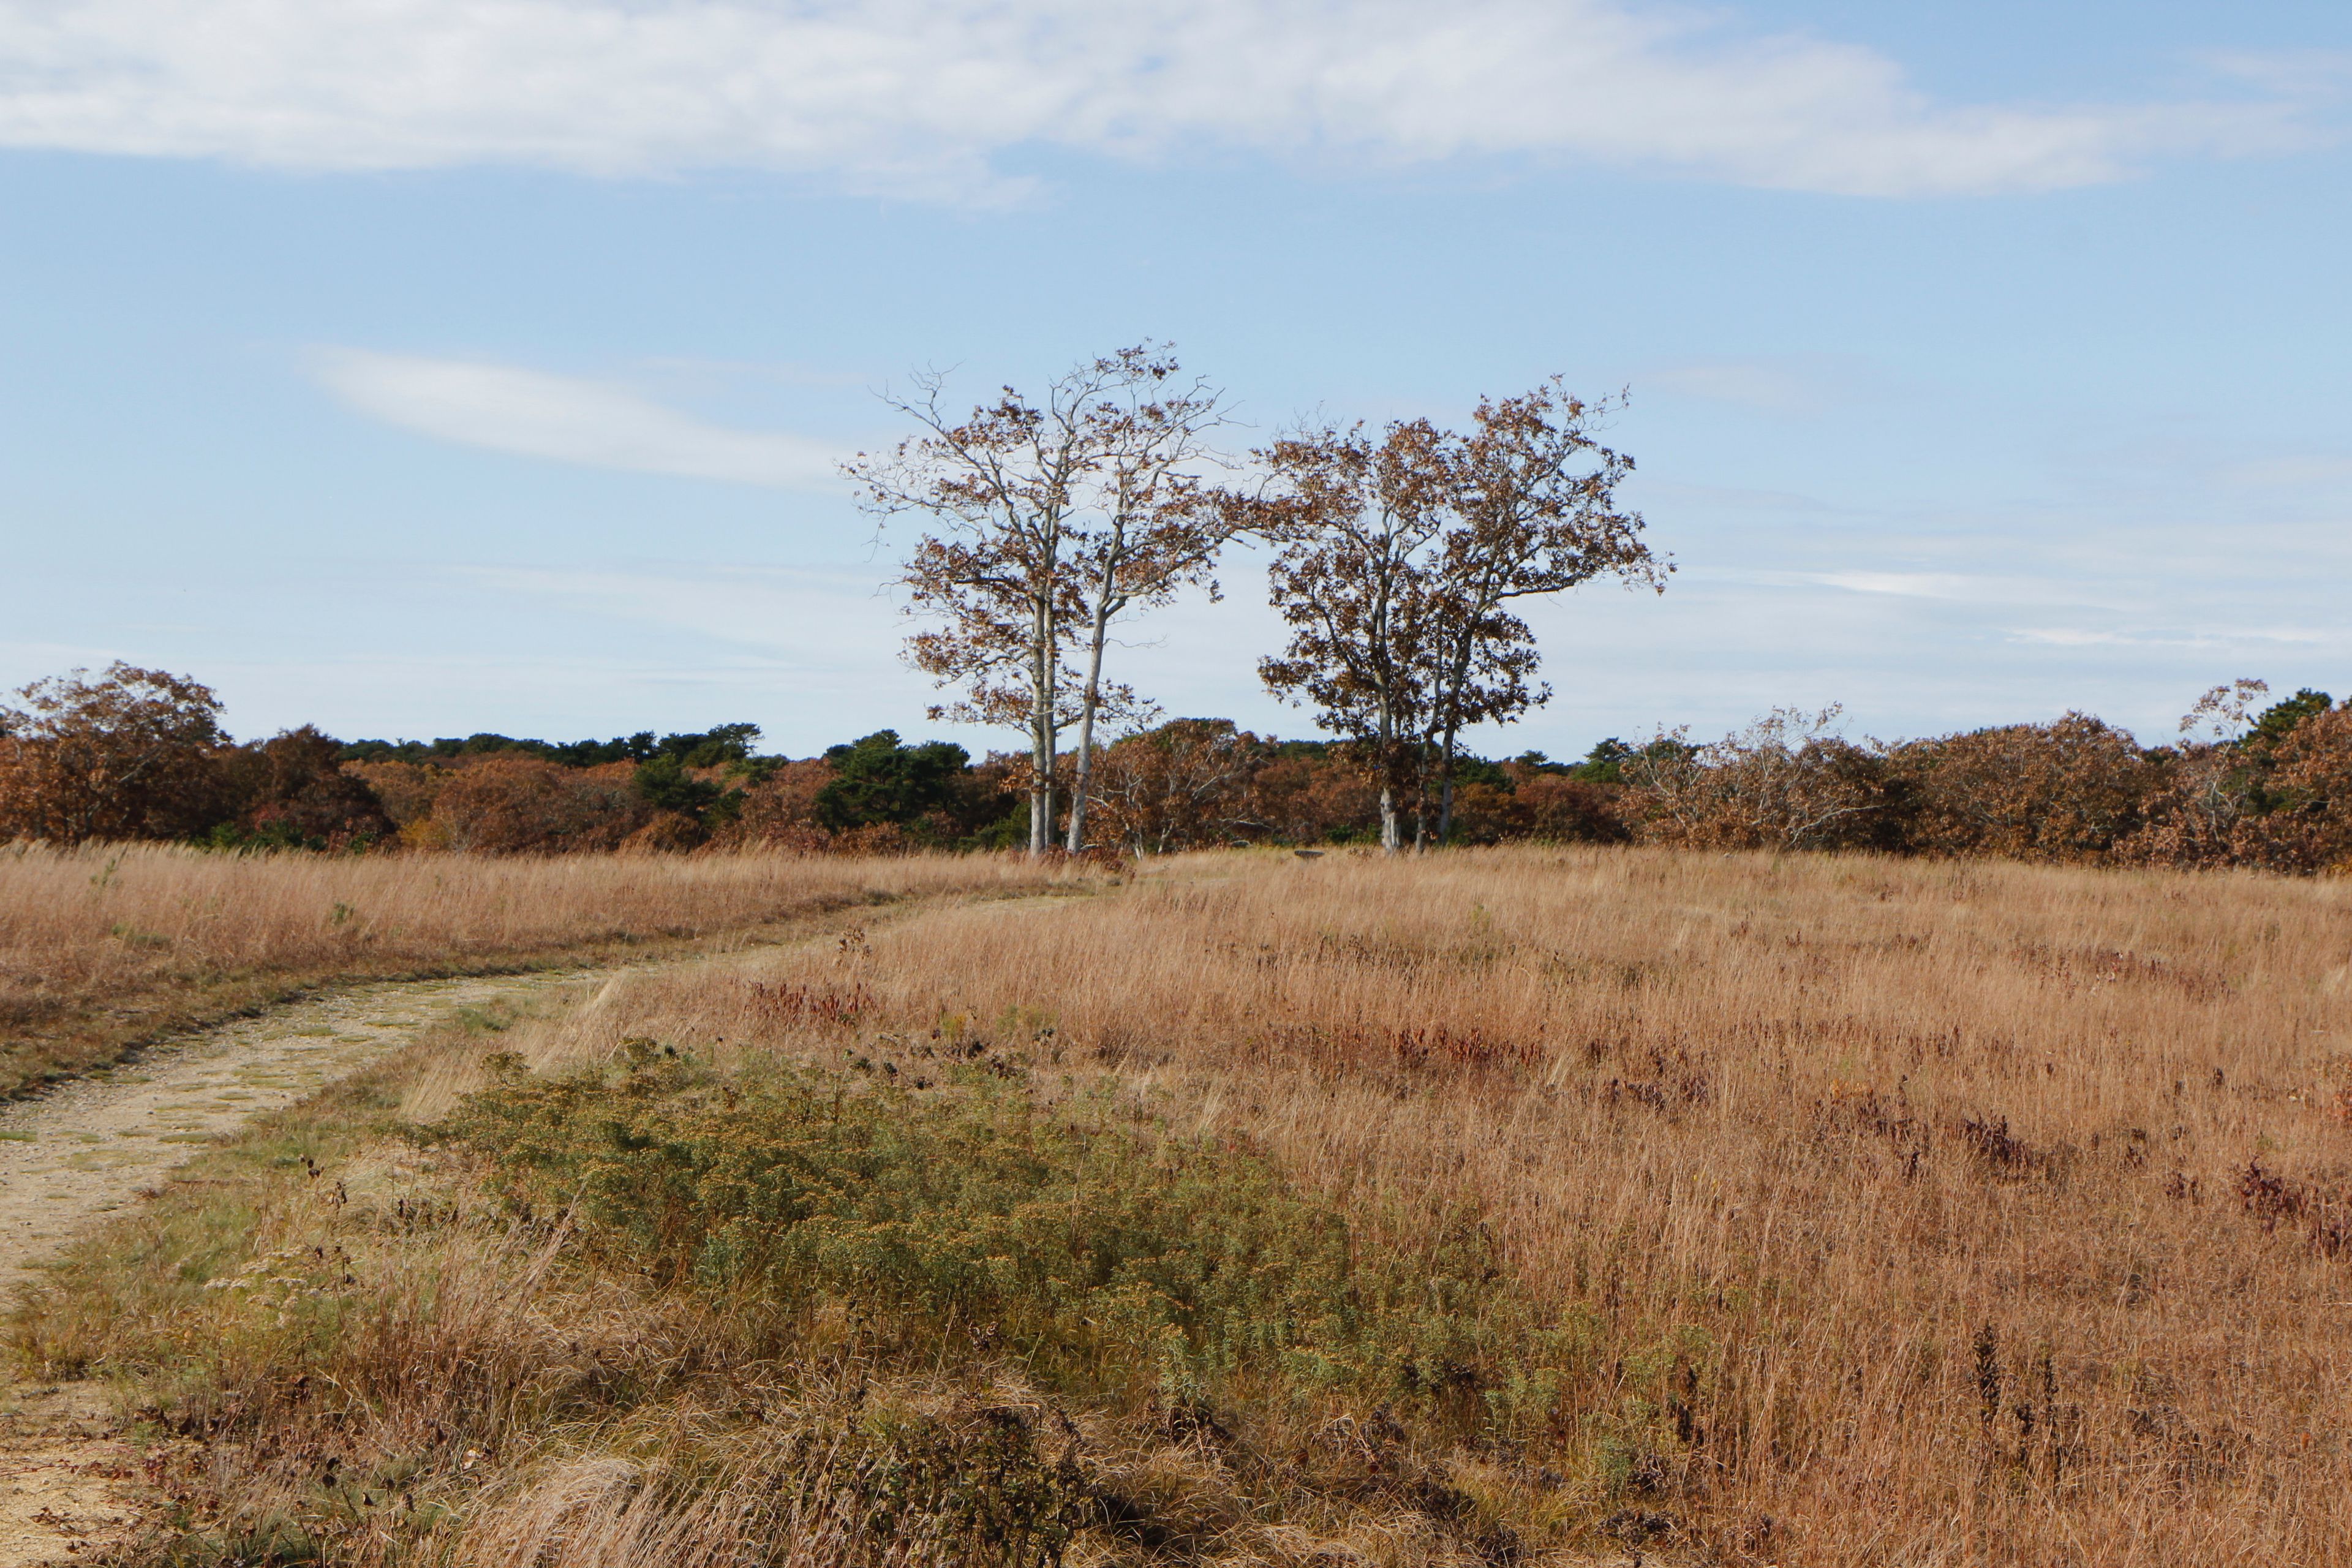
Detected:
left=0, top=664, right=227, bottom=843
left=1248, top=750, right=1379, bottom=845
left=2233, top=704, right=2352, bottom=873
left=714, top=759, right=834, bottom=850
left=1894, top=714, right=2154, bottom=861
left=424, top=756, right=649, bottom=854
left=214, top=725, right=395, bottom=848
left=1450, top=765, right=1626, bottom=844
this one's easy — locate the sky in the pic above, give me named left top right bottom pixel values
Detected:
left=2, top=0, right=2348, bottom=761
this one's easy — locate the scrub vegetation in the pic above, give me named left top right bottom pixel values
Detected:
left=19, top=846, right=2352, bottom=1566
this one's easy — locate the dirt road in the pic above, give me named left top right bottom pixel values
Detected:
left=0, top=892, right=1077, bottom=1566
left=0, top=967, right=595, bottom=1566
left=0, top=970, right=589, bottom=1297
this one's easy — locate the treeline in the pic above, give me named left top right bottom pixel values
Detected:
left=0, top=665, right=1008, bottom=853
left=3, top=663, right=2347, bottom=873
left=1607, top=691, right=2352, bottom=875
left=985, top=692, right=2352, bottom=874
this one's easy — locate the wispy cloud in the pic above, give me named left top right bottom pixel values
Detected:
left=2203, top=49, right=2352, bottom=99
left=1807, top=571, right=1984, bottom=600
left=0, top=1, right=2328, bottom=200
left=2009, top=625, right=2342, bottom=649
left=1749, top=569, right=2086, bottom=605
left=312, top=350, right=843, bottom=488
left=2223, top=453, right=2352, bottom=489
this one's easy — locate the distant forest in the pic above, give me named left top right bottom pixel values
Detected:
left=2, top=662, right=2348, bottom=874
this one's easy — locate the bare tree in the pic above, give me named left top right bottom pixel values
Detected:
left=847, top=347, right=1232, bottom=854
left=1058, top=350, right=1237, bottom=851
left=1089, top=717, right=1265, bottom=855
left=1255, top=420, right=1449, bottom=852
left=1421, top=381, right=1665, bottom=842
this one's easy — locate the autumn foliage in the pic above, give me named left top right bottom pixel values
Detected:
left=0, top=663, right=232, bottom=842
left=1620, top=688, right=2352, bottom=875
left=0, top=666, right=390, bottom=848
left=5, top=662, right=2349, bottom=875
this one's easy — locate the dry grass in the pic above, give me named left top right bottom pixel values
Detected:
left=20, top=845, right=2352, bottom=1565
left=0, top=842, right=1085, bottom=1096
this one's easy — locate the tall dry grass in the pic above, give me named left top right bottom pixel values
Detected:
left=546, top=846, right=2352, bottom=1563
left=0, top=842, right=1082, bottom=1095
left=23, top=845, right=2352, bottom=1565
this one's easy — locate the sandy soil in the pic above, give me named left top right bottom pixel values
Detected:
left=0, top=971, right=588, bottom=1297
left=0, top=967, right=593, bottom=1567
left=0, top=1382, right=134, bottom=1567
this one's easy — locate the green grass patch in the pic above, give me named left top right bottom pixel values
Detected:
left=443, top=1052, right=1528, bottom=1419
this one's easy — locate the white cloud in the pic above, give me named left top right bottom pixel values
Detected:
left=1807, top=570, right=1981, bottom=600
left=312, top=349, right=843, bottom=487
left=1748, top=568, right=2081, bottom=605
left=2008, top=625, right=2342, bottom=649
left=0, top=1, right=2324, bottom=200
left=2204, top=49, right=2352, bottom=99
left=2009, top=627, right=2132, bottom=647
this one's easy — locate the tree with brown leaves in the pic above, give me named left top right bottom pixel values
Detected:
left=0, top=663, right=227, bottom=843
left=1257, top=381, right=1661, bottom=851
left=1255, top=418, right=1449, bottom=851
left=846, top=346, right=1235, bottom=854
left=1423, top=382, right=1664, bottom=841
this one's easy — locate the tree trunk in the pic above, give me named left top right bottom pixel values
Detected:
left=1030, top=600, right=1056, bottom=856
left=1374, top=681, right=1403, bottom=854
left=1432, top=623, right=1477, bottom=847
left=1065, top=608, right=1112, bottom=853
left=1436, top=722, right=1460, bottom=845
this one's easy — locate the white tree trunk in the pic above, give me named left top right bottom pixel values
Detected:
left=1065, top=611, right=1111, bottom=853
left=1030, top=600, right=1056, bottom=856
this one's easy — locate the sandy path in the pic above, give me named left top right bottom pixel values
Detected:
left=0, top=968, right=612, bottom=1567
left=0, top=969, right=592, bottom=1298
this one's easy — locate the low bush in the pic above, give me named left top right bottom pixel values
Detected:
left=444, top=1055, right=1525, bottom=1421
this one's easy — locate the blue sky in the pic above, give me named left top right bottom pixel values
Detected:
left=2, top=0, right=2348, bottom=760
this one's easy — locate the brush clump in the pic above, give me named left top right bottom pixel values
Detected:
left=445, top=1052, right=1517, bottom=1413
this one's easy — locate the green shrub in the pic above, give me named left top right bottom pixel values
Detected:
left=815, top=731, right=974, bottom=834
left=442, top=1055, right=1521, bottom=1416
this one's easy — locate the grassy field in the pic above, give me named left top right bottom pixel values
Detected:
left=13, top=846, right=2352, bottom=1565
left=0, top=843, right=1086, bottom=1097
